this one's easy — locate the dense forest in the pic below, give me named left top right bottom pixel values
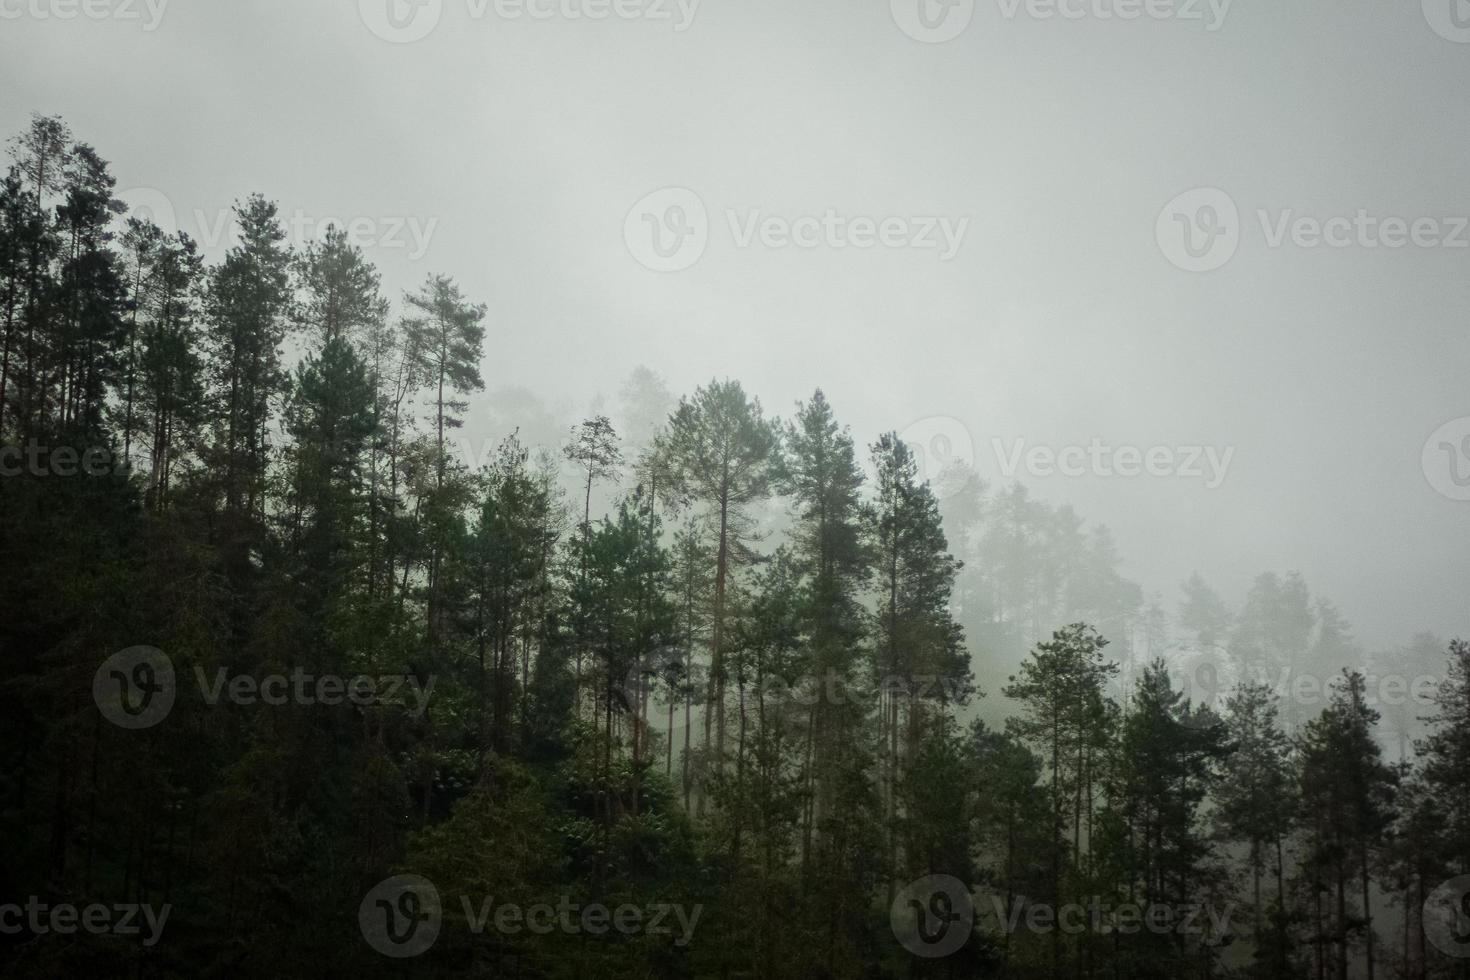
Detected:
left=0, top=113, right=1467, bottom=979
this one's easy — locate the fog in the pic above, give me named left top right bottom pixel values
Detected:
left=5, top=0, right=1468, bottom=656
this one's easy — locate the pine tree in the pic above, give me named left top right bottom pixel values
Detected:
left=969, top=720, right=1052, bottom=972
left=51, top=142, right=127, bottom=438
left=204, top=193, right=292, bottom=525
left=869, top=429, right=973, bottom=897
left=1004, top=623, right=1118, bottom=975
left=563, top=414, right=623, bottom=710
left=126, top=225, right=204, bottom=510
left=1298, top=670, right=1399, bottom=980
left=1217, top=682, right=1298, bottom=942
left=783, top=392, right=871, bottom=874
left=1417, top=638, right=1470, bottom=875
left=285, top=334, right=376, bottom=604
left=467, top=433, right=557, bottom=758
left=668, top=515, right=713, bottom=807
left=1101, top=660, right=1231, bottom=977
left=3, top=112, right=1459, bottom=980
left=402, top=273, right=485, bottom=663
left=1180, top=571, right=1234, bottom=653
left=5, top=115, right=68, bottom=436
left=285, top=227, right=386, bottom=582
left=0, top=166, right=34, bottom=435
left=403, top=273, right=485, bottom=491
left=296, top=224, right=389, bottom=350
left=662, top=378, right=780, bottom=788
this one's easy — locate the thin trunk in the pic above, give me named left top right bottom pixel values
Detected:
left=1361, top=845, right=1375, bottom=980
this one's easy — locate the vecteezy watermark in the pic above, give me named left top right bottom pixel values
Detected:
left=620, top=656, right=972, bottom=719
left=1424, top=876, right=1470, bottom=958
left=194, top=667, right=434, bottom=714
left=0, top=441, right=116, bottom=477
left=993, top=0, right=1230, bottom=30
left=891, top=875, right=975, bottom=958
left=360, top=875, right=443, bottom=959
left=992, top=438, right=1235, bottom=489
left=900, top=416, right=977, bottom=484
left=1158, top=187, right=1470, bottom=272
left=624, top=187, right=709, bottom=272
left=359, top=875, right=703, bottom=958
left=94, top=647, right=176, bottom=730
left=623, top=188, right=970, bottom=273
left=356, top=0, right=699, bottom=43
left=1172, top=655, right=1442, bottom=730
left=891, top=0, right=976, bottom=43
left=1423, top=0, right=1470, bottom=43
left=93, top=648, right=435, bottom=729
left=0, top=897, right=170, bottom=947
left=725, top=209, right=969, bottom=262
left=1155, top=187, right=1240, bottom=272
left=0, top=0, right=168, bottom=30
left=980, top=894, right=1236, bottom=938
left=890, top=875, right=1234, bottom=959
left=1423, top=417, right=1470, bottom=501
left=890, top=0, right=1228, bottom=43
left=114, top=188, right=440, bottom=261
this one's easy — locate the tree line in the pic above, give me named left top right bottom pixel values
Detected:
left=1, top=113, right=1467, bottom=979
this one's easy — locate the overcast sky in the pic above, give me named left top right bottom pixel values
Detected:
left=4, top=0, right=1469, bottom=650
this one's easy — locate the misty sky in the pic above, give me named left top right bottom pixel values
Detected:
left=3, top=0, right=1468, bottom=650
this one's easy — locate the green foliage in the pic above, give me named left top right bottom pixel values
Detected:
left=0, top=116, right=1460, bottom=980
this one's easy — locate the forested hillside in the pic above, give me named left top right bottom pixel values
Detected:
left=1, top=113, right=1467, bottom=979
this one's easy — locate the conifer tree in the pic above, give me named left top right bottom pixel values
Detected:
left=662, top=378, right=780, bottom=784
left=204, top=193, right=292, bottom=525
left=1298, top=670, right=1399, bottom=980
left=1217, top=681, right=1298, bottom=937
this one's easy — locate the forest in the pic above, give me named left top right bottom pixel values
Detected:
left=0, top=113, right=1467, bottom=979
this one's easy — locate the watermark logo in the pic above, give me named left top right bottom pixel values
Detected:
left=458, top=895, right=702, bottom=945
left=115, top=188, right=440, bottom=260
left=0, top=898, right=169, bottom=946
left=1166, top=658, right=1441, bottom=719
left=1257, top=210, right=1470, bottom=251
left=360, top=875, right=443, bottom=958
left=93, top=646, right=175, bottom=730
left=1423, top=417, right=1470, bottom=501
left=358, top=876, right=703, bottom=957
left=891, top=0, right=975, bottom=43
left=725, top=209, right=968, bottom=260
left=669, top=668, right=968, bottom=710
left=625, top=187, right=709, bottom=272
left=358, top=0, right=698, bottom=42
left=1159, top=187, right=1470, bottom=272
left=0, top=0, right=169, bottom=30
left=992, top=437, right=1235, bottom=488
left=359, top=0, right=443, bottom=42
left=1157, top=187, right=1239, bottom=272
left=0, top=441, right=116, bottom=477
left=1424, top=0, right=1470, bottom=43
left=994, top=0, right=1230, bottom=30
left=1424, top=875, right=1470, bottom=958
left=891, top=875, right=974, bottom=958
left=483, top=0, right=700, bottom=28
left=624, top=188, right=970, bottom=272
left=194, top=667, right=434, bottom=715
left=893, top=0, right=1229, bottom=39
left=115, top=186, right=178, bottom=235
left=981, top=894, right=1235, bottom=937
left=1174, top=653, right=1229, bottom=730
left=94, top=648, right=436, bottom=727
left=899, top=416, right=976, bottom=483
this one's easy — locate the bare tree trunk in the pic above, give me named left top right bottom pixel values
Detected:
left=1361, top=846, right=1375, bottom=980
